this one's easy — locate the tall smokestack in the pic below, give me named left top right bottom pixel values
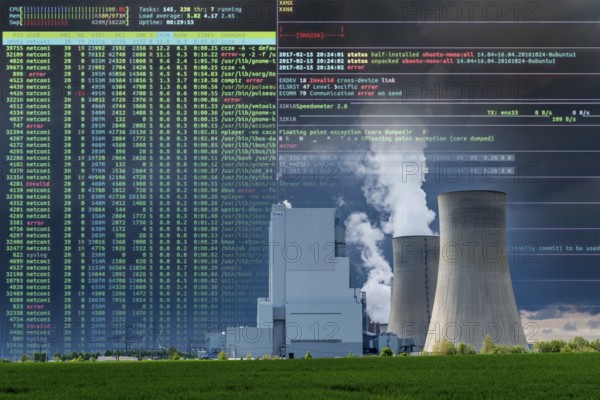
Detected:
left=387, top=236, right=439, bottom=350
left=424, top=190, right=526, bottom=352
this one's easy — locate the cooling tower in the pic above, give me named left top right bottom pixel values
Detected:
left=423, top=190, right=526, bottom=352
left=387, top=235, right=439, bottom=350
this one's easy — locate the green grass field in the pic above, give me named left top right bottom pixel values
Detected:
left=0, top=353, right=598, bottom=399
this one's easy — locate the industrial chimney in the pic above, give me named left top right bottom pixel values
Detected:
left=387, top=235, right=439, bottom=350
left=423, top=190, right=526, bottom=352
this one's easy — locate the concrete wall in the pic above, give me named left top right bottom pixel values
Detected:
left=387, top=236, right=439, bottom=350
left=282, top=208, right=363, bottom=358
left=206, top=332, right=226, bottom=355
left=377, top=333, right=415, bottom=354
left=424, top=191, right=527, bottom=352
left=225, top=327, right=274, bottom=359
left=269, top=204, right=286, bottom=308
left=224, top=205, right=363, bottom=359
left=286, top=341, right=362, bottom=359
left=286, top=301, right=363, bottom=344
left=256, top=298, right=273, bottom=327
left=284, top=208, right=357, bottom=302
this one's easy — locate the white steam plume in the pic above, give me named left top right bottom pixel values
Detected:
left=345, top=212, right=391, bottom=323
left=282, top=200, right=292, bottom=209
left=357, top=140, right=435, bottom=237
left=346, top=133, right=436, bottom=324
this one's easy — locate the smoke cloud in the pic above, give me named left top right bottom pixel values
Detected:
left=346, top=130, right=436, bottom=324
left=345, top=212, right=392, bottom=323
left=357, top=140, right=435, bottom=237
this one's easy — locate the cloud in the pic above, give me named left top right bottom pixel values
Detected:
left=527, top=308, right=563, bottom=321
left=587, top=320, right=600, bottom=330
left=520, top=308, right=600, bottom=342
left=563, top=322, right=577, bottom=331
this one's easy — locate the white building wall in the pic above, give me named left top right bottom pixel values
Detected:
left=286, top=342, right=362, bottom=359
left=206, top=332, right=226, bottom=355
left=283, top=208, right=355, bottom=302
left=269, top=204, right=286, bottom=308
left=286, top=302, right=363, bottom=343
left=219, top=205, right=363, bottom=359
left=286, top=260, right=357, bottom=303
left=256, top=298, right=273, bottom=328
left=225, top=327, right=273, bottom=359
left=282, top=208, right=363, bottom=358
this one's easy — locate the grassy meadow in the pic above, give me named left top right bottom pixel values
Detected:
left=0, top=353, right=598, bottom=399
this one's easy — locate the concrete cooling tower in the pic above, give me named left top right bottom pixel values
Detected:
left=424, top=190, right=526, bottom=352
left=387, top=236, right=439, bottom=350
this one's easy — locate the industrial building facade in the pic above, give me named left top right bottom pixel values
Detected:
left=209, top=204, right=364, bottom=359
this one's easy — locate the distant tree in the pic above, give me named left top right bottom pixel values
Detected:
left=492, top=345, right=512, bottom=354
left=167, top=347, right=178, bottom=359
left=432, top=340, right=457, bottom=355
left=533, top=339, right=566, bottom=353
left=380, top=347, right=394, bottom=357
left=347, top=352, right=356, bottom=358
left=481, top=335, right=496, bottom=354
left=217, top=351, right=228, bottom=361
left=52, top=352, right=61, bottom=362
left=560, top=346, right=572, bottom=353
left=261, top=354, right=271, bottom=360
left=509, top=345, right=526, bottom=354
left=445, top=342, right=458, bottom=355
left=304, top=351, right=313, bottom=359
left=551, top=339, right=567, bottom=352
left=171, top=353, right=180, bottom=361
left=456, top=343, right=477, bottom=355
left=567, top=336, right=590, bottom=352
left=104, top=350, right=113, bottom=357
left=33, top=352, right=40, bottom=362
left=20, top=354, right=31, bottom=363
left=590, top=339, right=600, bottom=352
left=245, top=353, right=253, bottom=361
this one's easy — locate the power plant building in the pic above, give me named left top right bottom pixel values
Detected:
left=424, top=190, right=526, bottom=352
left=211, top=204, right=363, bottom=359
left=208, top=190, right=526, bottom=358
